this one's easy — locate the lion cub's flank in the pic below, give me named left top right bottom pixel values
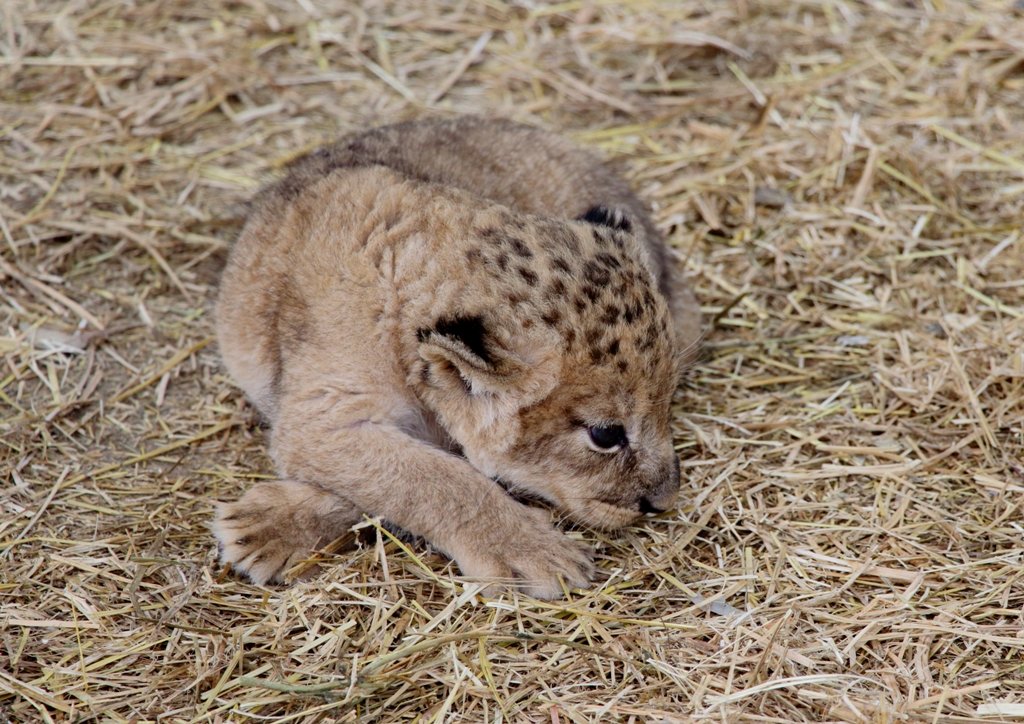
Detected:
left=215, top=117, right=701, bottom=598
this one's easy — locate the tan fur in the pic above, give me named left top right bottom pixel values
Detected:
left=214, top=117, right=701, bottom=598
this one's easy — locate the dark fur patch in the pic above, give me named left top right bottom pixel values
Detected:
left=623, top=300, right=643, bottom=324
left=261, top=275, right=311, bottom=398
left=496, top=252, right=509, bottom=271
left=552, top=257, right=573, bottom=275
left=481, top=227, right=534, bottom=260
left=547, top=278, right=567, bottom=299
left=582, top=285, right=601, bottom=303
left=600, top=304, right=620, bottom=325
left=606, top=339, right=621, bottom=357
left=508, top=237, right=533, bottom=258
left=637, top=319, right=661, bottom=351
left=579, top=205, right=632, bottom=233
left=593, top=228, right=613, bottom=247
left=517, top=266, right=539, bottom=285
left=594, top=252, right=621, bottom=270
left=465, top=247, right=483, bottom=266
left=541, top=309, right=562, bottom=327
left=421, top=315, right=492, bottom=363
left=617, top=359, right=629, bottom=373
left=271, top=175, right=309, bottom=202
left=583, top=259, right=611, bottom=287
left=264, top=151, right=353, bottom=202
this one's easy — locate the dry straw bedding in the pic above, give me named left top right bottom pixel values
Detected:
left=2, top=0, right=1023, bottom=721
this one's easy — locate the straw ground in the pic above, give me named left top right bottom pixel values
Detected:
left=2, top=0, right=1023, bottom=720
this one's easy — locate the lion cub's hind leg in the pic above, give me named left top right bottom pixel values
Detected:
left=214, top=479, right=363, bottom=584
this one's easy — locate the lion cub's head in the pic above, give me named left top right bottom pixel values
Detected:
left=414, top=210, right=682, bottom=529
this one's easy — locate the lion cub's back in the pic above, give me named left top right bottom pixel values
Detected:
left=260, top=117, right=670, bottom=285
left=307, top=118, right=642, bottom=216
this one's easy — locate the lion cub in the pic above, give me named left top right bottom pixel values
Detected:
left=214, top=117, right=701, bottom=598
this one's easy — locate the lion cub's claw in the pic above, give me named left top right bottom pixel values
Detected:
left=213, top=480, right=360, bottom=585
left=510, top=537, right=594, bottom=600
left=214, top=499, right=308, bottom=584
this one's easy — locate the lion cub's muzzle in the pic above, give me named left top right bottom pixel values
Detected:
left=638, top=455, right=681, bottom=514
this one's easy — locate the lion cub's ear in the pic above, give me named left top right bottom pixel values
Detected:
left=417, top=314, right=559, bottom=404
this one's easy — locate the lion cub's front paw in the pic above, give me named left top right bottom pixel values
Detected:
left=454, top=508, right=594, bottom=599
left=214, top=499, right=310, bottom=585
left=213, top=480, right=360, bottom=585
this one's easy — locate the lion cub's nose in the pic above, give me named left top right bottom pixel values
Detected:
left=639, top=496, right=667, bottom=514
left=639, top=455, right=680, bottom=514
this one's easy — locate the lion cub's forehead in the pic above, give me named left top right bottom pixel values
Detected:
left=464, top=211, right=675, bottom=379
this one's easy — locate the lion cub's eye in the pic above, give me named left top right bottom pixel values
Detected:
left=587, top=424, right=627, bottom=452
